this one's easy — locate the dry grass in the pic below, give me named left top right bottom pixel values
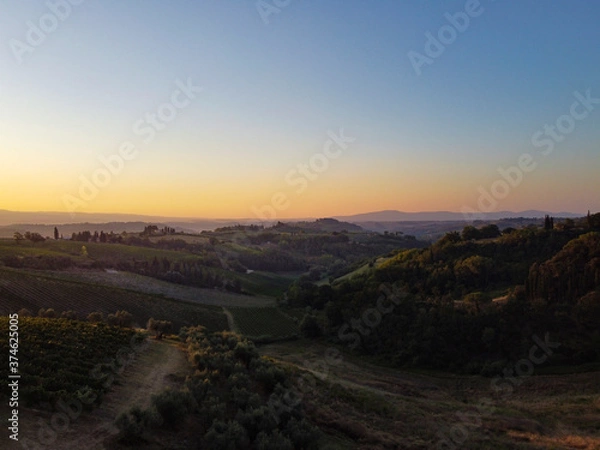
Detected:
left=260, top=340, right=600, bottom=449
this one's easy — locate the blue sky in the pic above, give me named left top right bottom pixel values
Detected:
left=1, top=0, right=598, bottom=218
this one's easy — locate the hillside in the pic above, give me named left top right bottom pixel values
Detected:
left=1, top=214, right=599, bottom=448
left=287, top=213, right=600, bottom=373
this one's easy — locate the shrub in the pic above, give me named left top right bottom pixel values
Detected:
left=61, top=310, right=77, bottom=320
left=300, top=314, right=322, bottom=338
left=115, top=310, right=133, bottom=328
left=284, top=417, right=321, bottom=449
left=38, top=308, right=57, bottom=318
left=106, top=314, right=119, bottom=327
left=151, top=389, right=196, bottom=428
left=87, top=312, right=104, bottom=323
left=115, top=405, right=161, bottom=444
left=235, top=406, right=277, bottom=441
left=204, top=419, right=250, bottom=449
left=255, top=429, right=294, bottom=450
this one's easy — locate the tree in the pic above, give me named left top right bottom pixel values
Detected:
left=461, top=226, right=481, bottom=241
left=87, top=312, right=104, bottom=323
left=438, top=231, right=461, bottom=246
left=25, top=232, right=45, bottom=244
left=61, top=310, right=77, bottom=320
left=13, top=232, right=24, bottom=244
left=480, top=224, right=501, bottom=239
left=115, top=310, right=133, bottom=328
left=54, top=227, right=59, bottom=240
left=147, top=318, right=173, bottom=339
left=38, top=308, right=57, bottom=318
left=300, top=314, right=322, bottom=338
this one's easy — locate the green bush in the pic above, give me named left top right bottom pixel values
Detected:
left=255, top=429, right=294, bottom=450
left=204, top=419, right=250, bottom=449
left=115, top=405, right=161, bottom=444
left=151, top=389, right=196, bottom=428
left=299, top=314, right=322, bottom=338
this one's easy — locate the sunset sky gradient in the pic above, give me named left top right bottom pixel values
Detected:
left=1, top=1, right=599, bottom=219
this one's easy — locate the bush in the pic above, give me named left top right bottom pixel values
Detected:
left=300, top=314, right=322, bottom=338
left=234, top=340, right=259, bottom=366
left=204, top=419, right=250, bottom=449
left=106, top=314, right=119, bottom=327
left=87, top=312, right=104, bottom=323
left=151, top=389, right=196, bottom=428
left=234, top=406, right=277, bottom=441
left=61, top=310, right=77, bottom=320
left=115, top=405, right=161, bottom=444
left=115, top=310, right=133, bottom=328
left=255, top=429, right=294, bottom=450
left=284, top=417, right=321, bottom=449
left=38, top=308, right=57, bottom=318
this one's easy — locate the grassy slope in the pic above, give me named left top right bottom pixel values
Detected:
left=227, top=306, right=300, bottom=340
left=260, top=340, right=600, bottom=449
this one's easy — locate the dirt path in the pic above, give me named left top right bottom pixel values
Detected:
left=222, top=307, right=238, bottom=332
left=259, top=340, right=600, bottom=449
left=12, top=339, right=187, bottom=450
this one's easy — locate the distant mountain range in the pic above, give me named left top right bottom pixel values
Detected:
left=334, top=210, right=582, bottom=222
left=0, top=209, right=585, bottom=238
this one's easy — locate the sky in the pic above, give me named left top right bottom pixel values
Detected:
left=1, top=0, right=599, bottom=219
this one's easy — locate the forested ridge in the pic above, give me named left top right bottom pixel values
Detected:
left=288, top=214, right=600, bottom=374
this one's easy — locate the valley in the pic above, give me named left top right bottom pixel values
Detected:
left=1, top=215, right=599, bottom=448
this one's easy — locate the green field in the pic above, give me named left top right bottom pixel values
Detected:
left=0, top=238, right=300, bottom=297
left=0, top=238, right=197, bottom=265
left=227, top=306, right=300, bottom=340
left=0, top=267, right=228, bottom=332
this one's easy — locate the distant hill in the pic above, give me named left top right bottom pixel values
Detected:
left=0, top=222, right=200, bottom=239
left=0, top=209, right=583, bottom=238
left=334, top=209, right=582, bottom=222
left=279, top=218, right=363, bottom=233
left=354, top=217, right=550, bottom=239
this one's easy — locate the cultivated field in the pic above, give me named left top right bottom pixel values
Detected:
left=227, top=306, right=300, bottom=341
left=46, top=269, right=276, bottom=307
left=0, top=268, right=228, bottom=332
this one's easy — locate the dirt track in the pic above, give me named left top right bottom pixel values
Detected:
left=8, top=339, right=187, bottom=450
